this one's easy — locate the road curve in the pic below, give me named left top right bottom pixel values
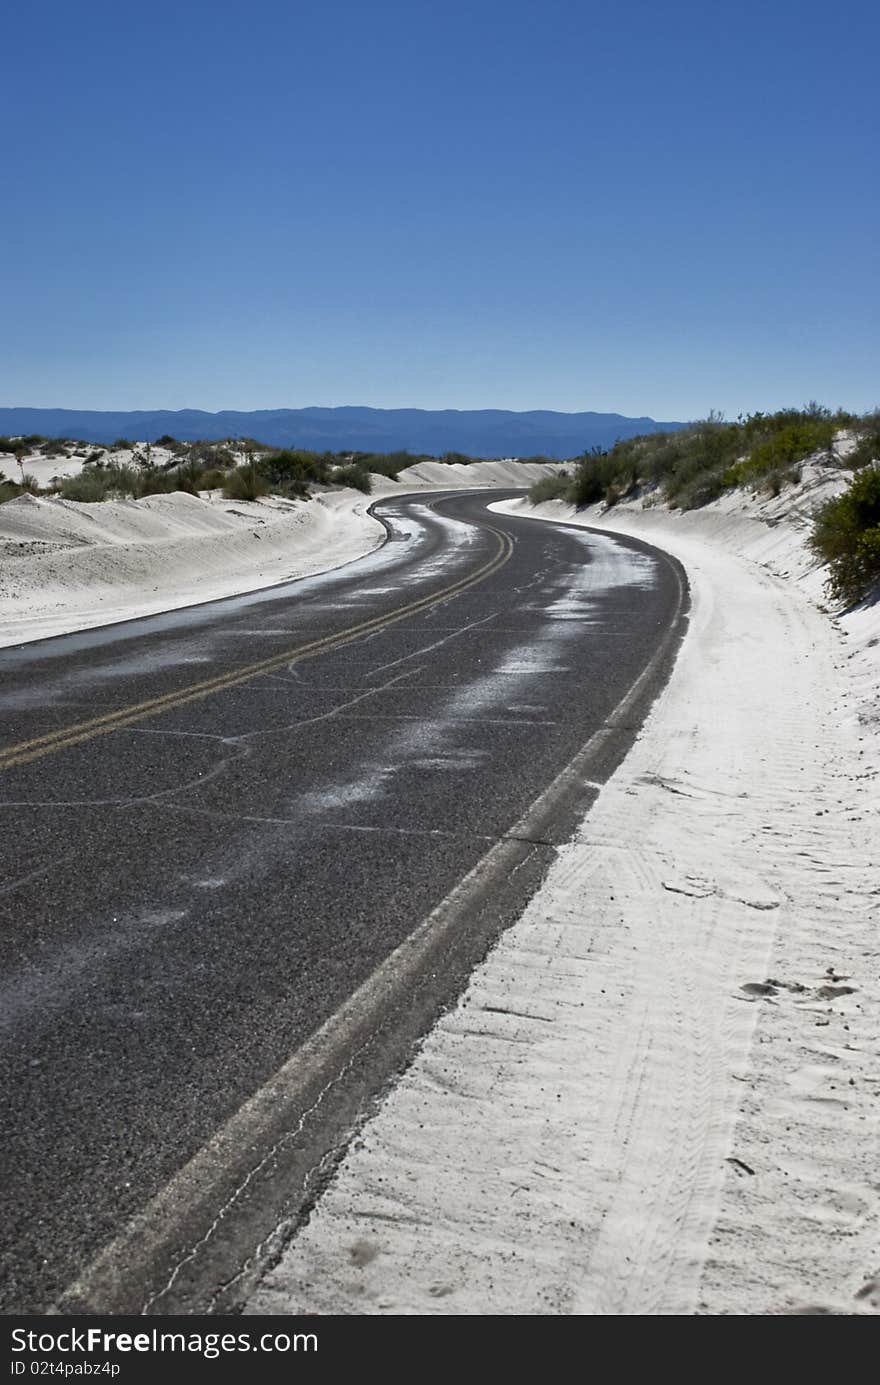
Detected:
left=0, top=489, right=687, bottom=1312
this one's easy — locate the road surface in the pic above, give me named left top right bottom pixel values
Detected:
left=0, top=489, right=686, bottom=1312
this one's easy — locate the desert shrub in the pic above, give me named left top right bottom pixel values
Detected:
left=810, top=464, right=880, bottom=601
left=330, top=463, right=372, bottom=493
left=725, top=419, right=836, bottom=487
left=198, top=467, right=228, bottom=491
left=847, top=414, right=880, bottom=470
left=40, top=439, right=69, bottom=456
left=558, top=406, right=861, bottom=512
left=356, top=450, right=414, bottom=478
left=61, top=462, right=144, bottom=500
left=189, top=442, right=236, bottom=468
left=569, top=449, right=621, bottom=507
left=223, top=465, right=268, bottom=501
left=258, top=448, right=329, bottom=493
left=85, top=449, right=104, bottom=465
left=105, top=464, right=143, bottom=497
left=60, top=471, right=111, bottom=502
left=671, top=469, right=727, bottom=511
left=528, top=473, right=570, bottom=504
left=162, top=457, right=204, bottom=494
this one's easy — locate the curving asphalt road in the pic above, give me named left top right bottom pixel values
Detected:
left=0, top=489, right=687, bottom=1313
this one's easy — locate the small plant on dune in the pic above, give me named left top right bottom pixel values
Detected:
left=330, top=463, right=372, bottom=494
left=355, top=450, right=413, bottom=479
left=256, top=448, right=330, bottom=497
left=222, top=465, right=268, bottom=501
left=198, top=467, right=228, bottom=491
left=810, top=464, right=880, bottom=603
left=60, top=471, right=111, bottom=503
left=569, top=448, right=620, bottom=507
left=189, top=442, right=236, bottom=469
left=846, top=412, right=880, bottom=470
left=0, top=471, right=40, bottom=500
left=528, top=473, right=570, bottom=504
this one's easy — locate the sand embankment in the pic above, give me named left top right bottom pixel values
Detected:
left=0, top=460, right=560, bottom=647
left=0, top=489, right=383, bottom=648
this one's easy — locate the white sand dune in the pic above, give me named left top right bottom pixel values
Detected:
left=0, top=489, right=385, bottom=648
left=394, top=458, right=565, bottom=488
left=0, top=460, right=562, bottom=648
left=248, top=460, right=878, bottom=1317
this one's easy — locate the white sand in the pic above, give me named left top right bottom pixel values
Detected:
left=0, top=443, right=183, bottom=491
left=0, top=489, right=386, bottom=648
left=0, top=459, right=562, bottom=648
left=248, top=458, right=878, bottom=1316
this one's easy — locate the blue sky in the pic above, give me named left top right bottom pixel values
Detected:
left=3, top=0, right=877, bottom=420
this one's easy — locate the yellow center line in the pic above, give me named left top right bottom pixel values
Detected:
left=0, top=525, right=514, bottom=772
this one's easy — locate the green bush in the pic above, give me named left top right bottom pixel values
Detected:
left=330, top=463, right=372, bottom=494
left=810, top=464, right=880, bottom=601
left=223, top=465, right=268, bottom=501
left=528, top=473, right=570, bottom=504
left=189, top=442, right=235, bottom=468
left=60, top=462, right=146, bottom=501
left=354, top=450, right=413, bottom=479
left=548, top=406, right=863, bottom=514
left=670, top=469, right=727, bottom=511
left=199, top=467, right=228, bottom=491
left=258, top=448, right=329, bottom=490
left=569, top=449, right=620, bottom=507
left=847, top=415, right=880, bottom=470
left=60, top=471, right=111, bottom=502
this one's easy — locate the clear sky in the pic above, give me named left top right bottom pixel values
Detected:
left=3, top=0, right=877, bottom=421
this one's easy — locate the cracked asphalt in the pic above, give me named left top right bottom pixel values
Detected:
left=0, top=489, right=686, bottom=1312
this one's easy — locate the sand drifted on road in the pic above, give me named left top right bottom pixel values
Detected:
left=0, top=460, right=561, bottom=649
left=248, top=467, right=878, bottom=1316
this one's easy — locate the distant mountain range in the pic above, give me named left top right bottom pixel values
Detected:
left=0, top=405, right=686, bottom=459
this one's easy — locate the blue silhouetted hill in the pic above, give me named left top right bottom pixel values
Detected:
left=0, top=405, right=686, bottom=459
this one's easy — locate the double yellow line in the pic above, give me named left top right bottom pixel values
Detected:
left=0, top=525, right=514, bottom=773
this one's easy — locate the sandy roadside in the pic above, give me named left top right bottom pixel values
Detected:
left=245, top=480, right=878, bottom=1316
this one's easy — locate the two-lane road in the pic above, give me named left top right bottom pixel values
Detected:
left=0, top=489, right=687, bottom=1312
